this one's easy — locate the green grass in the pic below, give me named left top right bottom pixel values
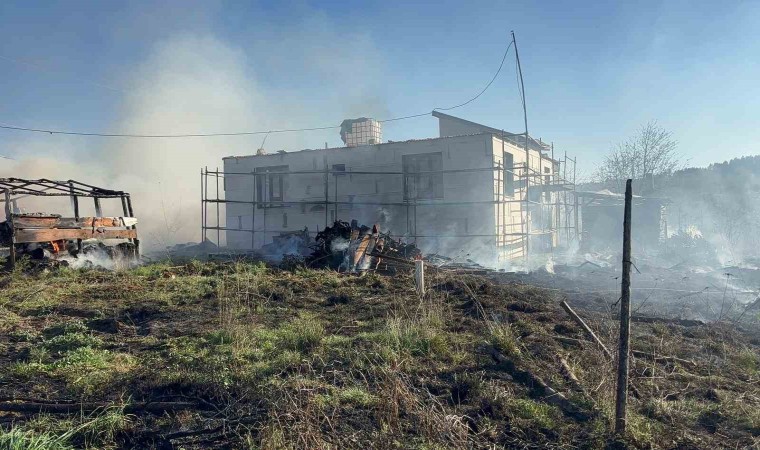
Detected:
left=337, top=386, right=377, bottom=407
left=275, top=315, right=324, bottom=352
left=43, top=332, right=104, bottom=354
left=487, top=321, right=522, bottom=358
left=735, top=346, right=759, bottom=376
left=0, top=428, right=74, bottom=450
left=508, top=398, right=559, bottom=430
left=0, top=260, right=757, bottom=449
left=0, top=406, right=132, bottom=450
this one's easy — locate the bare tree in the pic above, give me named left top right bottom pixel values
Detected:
left=596, top=121, right=679, bottom=193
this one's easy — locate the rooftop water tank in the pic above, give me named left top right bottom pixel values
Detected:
left=340, top=118, right=382, bottom=147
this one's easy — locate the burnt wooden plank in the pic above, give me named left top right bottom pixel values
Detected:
left=12, top=216, right=129, bottom=228
left=14, top=228, right=137, bottom=243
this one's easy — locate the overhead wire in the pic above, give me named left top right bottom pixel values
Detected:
left=432, top=40, right=514, bottom=112
left=0, top=37, right=515, bottom=139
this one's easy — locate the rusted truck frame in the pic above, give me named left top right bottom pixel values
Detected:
left=0, top=178, right=139, bottom=268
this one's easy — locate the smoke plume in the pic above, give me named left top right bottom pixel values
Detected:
left=1, top=24, right=387, bottom=251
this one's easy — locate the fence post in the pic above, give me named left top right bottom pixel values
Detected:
left=615, top=179, right=633, bottom=434
left=4, top=189, right=15, bottom=268
left=414, top=259, right=425, bottom=298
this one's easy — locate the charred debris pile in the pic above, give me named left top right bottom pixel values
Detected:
left=266, top=220, right=488, bottom=274
left=306, top=220, right=420, bottom=272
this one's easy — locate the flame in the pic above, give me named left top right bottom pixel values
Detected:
left=50, top=240, right=64, bottom=253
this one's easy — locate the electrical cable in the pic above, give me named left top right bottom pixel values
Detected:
left=0, top=38, right=515, bottom=138
left=0, top=123, right=337, bottom=138
left=432, top=41, right=514, bottom=112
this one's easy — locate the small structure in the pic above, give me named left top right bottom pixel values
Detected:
left=1, top=178, right=139, bottom=268
left=576, top=189, right=668, bottom=253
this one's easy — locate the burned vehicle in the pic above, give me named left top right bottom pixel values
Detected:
left=1, top=178, right=139, bottom=268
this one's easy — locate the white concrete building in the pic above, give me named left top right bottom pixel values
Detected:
left=219, top=112, right=574, bottom=264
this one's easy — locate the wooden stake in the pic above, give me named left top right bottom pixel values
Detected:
left=615, top=179, right=633, bottom=434
left=4, top=189, right=15, bottom=268
left=414, top=259, right=425, bottom=298
left=559, top=300, right=612, bottom=360
left=69, top=182, right=82, bottom=254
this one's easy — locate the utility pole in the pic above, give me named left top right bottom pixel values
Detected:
left=615, top=179, right=633, bottom=434
left=512, top=30, right=531, bottom=262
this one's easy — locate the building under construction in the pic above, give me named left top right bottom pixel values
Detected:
left=203, top=112, right=578, bottom=265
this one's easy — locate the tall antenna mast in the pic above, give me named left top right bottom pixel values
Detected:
left=512, top=30, right=530, bottom=262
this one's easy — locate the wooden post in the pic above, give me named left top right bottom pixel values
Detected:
left=560, top=300, right=613, bottom=360
left=513, top=30, right=530, bottom=262
left=414, top=259, right=425, bottom=298
left=4, top=189, right=15, bottom=268
left=69, top=182, right=82, bottom=253
left=124, top=195, right=139, bottom=257
left=615, top=179, right=633, bottom=434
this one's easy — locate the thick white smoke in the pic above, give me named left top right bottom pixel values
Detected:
left=0, top=25, right=388, bottom=251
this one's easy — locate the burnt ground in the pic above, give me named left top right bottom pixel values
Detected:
left=492, top=261, right=760, bottom=325
left=0, top=260, right=758, bottom=449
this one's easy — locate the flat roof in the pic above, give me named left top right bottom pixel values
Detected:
left=223, top=112, right=560, bottom=163
left=432, top=111, right=552, bottom=153
left=222, top=133, right=493, bottom=161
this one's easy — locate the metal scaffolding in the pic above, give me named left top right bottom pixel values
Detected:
left=201, top=157, right=578, bottom=262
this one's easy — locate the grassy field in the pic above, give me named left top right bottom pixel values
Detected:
left=0, top=260, right=758, bottom=449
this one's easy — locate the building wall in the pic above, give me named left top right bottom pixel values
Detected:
left=490, top=136, right=560, bottom=260
left=223, top=134, right=497, bottom=259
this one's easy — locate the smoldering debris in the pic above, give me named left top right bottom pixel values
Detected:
left=490, top=252, right=760, bottom=325
left=164, top=239, right=219, bottom=259
left=260, top=228, right=313, bottom=260
left=306, top=220, right=420, bottom=272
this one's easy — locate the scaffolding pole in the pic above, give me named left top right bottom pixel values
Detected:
left=200, top=162, right=578, bottom=259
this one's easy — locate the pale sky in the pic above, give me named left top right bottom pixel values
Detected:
left=1, top=0, right=758, bottom=179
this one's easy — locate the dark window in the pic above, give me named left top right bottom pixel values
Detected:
left=403, top=152, right=443, bottom=200
left=332, top=164, right=346, bottom=174
left=503, top=152, right=515, bottom=196
left=255, top=165, right=288, bottom=208
left=283, top=213, right=288, bottom=228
